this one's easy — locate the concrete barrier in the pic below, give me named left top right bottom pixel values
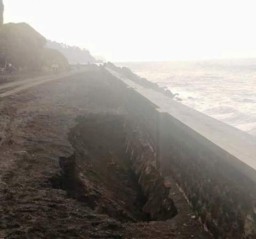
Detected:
left=107, top=67, right=256, bottom=238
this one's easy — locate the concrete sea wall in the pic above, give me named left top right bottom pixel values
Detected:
left=106, top=66, right=256, bottom=239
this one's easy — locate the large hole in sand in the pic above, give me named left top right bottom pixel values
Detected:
left=51, top=114, right=177, bottom=222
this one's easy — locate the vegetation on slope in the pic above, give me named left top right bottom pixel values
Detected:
left=47, top=41, right=95, bottom=65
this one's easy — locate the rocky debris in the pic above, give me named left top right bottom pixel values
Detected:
left=125, top=128, right=178, bottom=220
left=105, top=62, right=174, bottom=98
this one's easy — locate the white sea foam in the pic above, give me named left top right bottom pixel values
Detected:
left=118, top=60, right=256, bottom=137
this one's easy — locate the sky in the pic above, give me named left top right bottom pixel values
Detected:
left=4, top=0, right=256, bottom=62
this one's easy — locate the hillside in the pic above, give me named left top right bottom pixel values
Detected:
left=0, top=23, right=68, bottom=72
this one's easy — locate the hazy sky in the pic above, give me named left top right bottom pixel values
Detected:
left=4, top=0, right=256, bottom=61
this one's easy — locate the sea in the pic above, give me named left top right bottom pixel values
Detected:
left=118, top=59, right=256, bottom=137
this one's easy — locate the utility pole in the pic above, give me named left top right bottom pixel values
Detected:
left=0, top=0, right=4, bottom=25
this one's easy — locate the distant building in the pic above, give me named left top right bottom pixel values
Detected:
left=0, top=0, right=4, bottom=25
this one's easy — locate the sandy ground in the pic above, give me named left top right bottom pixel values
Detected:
left=0, top=67, right=211, bottom=238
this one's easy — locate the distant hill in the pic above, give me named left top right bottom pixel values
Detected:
left=47, top=41, right=95, bottom=65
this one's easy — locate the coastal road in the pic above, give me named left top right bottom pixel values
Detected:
left=0, top=70, right=86, bottom=98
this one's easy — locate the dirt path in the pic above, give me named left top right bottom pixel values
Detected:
left=0, top=67, right=211, bottom=238
left=0, top=70, right=86, bottom=98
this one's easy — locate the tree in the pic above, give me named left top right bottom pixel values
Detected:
left=47, top=40, right=95, bottom=64
left=42, top=48, right=69, bottom=70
